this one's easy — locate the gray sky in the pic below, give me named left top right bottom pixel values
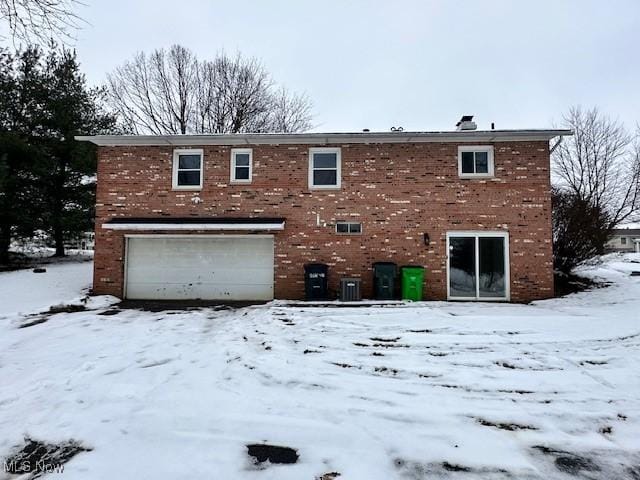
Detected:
left=73, top=0, right=639, bottom=132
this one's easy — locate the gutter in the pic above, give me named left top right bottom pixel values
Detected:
left=75, top=129, right=574, bottom=147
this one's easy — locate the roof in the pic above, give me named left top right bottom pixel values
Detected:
left=616, top=222, right=640, bottom=230
left=612, top=228, right=640, bottom=236
left=76, top=129, right=572, bottom=146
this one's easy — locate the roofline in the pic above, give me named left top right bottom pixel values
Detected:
left=75, top=129, right=573, bottom=146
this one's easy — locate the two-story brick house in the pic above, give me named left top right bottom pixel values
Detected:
left=77, top=122, right=571, bottom=303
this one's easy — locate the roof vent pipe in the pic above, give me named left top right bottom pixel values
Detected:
left=456, top=115, right=477, bottom=131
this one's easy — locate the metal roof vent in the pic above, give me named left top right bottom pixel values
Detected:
left=456, top=115, right=477, bottom=131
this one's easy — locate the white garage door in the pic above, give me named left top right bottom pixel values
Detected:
left=125, top=236, right=274, bottom=300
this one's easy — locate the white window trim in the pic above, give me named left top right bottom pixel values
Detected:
left=308, top=147, right=342, bottom=190
left=230, top=148, right=253, bottom=184
left=335, top=221, right=362, bottom=235
left=172, top=148, right=204, bottom=190
left=446, top=231, right=510, bottom=302
left=458, top=145, right=495, bottom=178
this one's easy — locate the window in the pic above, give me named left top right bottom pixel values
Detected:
left=621, top=237, right=627, bottom=245
left=447, top=231, right=509, bottom=301
left=458, top=146, right=494, bottom=178
left=336, top=222, right=362, bottom=234
left=230, top=148, right=252, bottom=183
left=172, top=149, right=203, bottom=190
left=309, top=147, right=341, bottom=189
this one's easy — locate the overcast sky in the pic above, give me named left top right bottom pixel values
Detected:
left=69, top=0, right=640, bottom=132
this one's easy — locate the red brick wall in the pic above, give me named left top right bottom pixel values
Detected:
left=93, top=141, right=554, bottom=302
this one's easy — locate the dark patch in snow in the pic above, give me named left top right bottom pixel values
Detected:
left=98, top=309, right=121, bottom=316
left=496, top=361, right=517, bottom=369
left=627, top=465, right=640, bottom=479
left=332, top=362, right=358, bottom=369
left=353, top=342, right=369, bottom=347
left=533, top=446, right=600, bottom=475
left=48, top=303, right=86, bottom=314
left=317, top=472, right=340, bottom=480
left=599, top=425, right=613, bottom=435
left=246, top=444, right=298, bottom=464
left=442, top=461, right=471, bottom=472
left=3, top=437, right=91, bottom=477
left=303, top=349, right=321, bottom=354
left=116, top=299, right=265, bottom=312
left=475, top=418, right=538, bottom=431
left=497, top=389, right=535, bottom=395
left=370, top=337, right=400, bottom=342
left=18, top=316, right=49, bottom=329
left=406, top=329, right=432, bottom=333
left=580, top=359, right=608, bottom=366
left=139, top=358, right=173, bottom=368
left=371, top=343, right=410, bottom=348
left=394, top=457, right=513, bottom=478
left=374, top=366, right=399, bottom=375
left=33, top=267, right=47, bottom=273
left=371, top=352, right=385, bottom=356
left=554, top=271, right=610, bottom=297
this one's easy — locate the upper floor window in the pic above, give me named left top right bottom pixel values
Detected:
left=458, top=145, right=494, bottom=178
left=172, top=149, right=203, bottom=190
left=309, top=147, right=341, bottom=189
left=621, top=237, right=627, bottom=245
left=230, top=148, right=252, bottom=183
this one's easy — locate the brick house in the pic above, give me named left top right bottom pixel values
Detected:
left=77, top=121, right=571, bottom=303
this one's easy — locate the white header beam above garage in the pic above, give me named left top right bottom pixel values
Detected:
left=103, top=222, right=285, bottom=231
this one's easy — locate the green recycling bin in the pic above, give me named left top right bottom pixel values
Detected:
left=401, top=266, right=425, bottom=301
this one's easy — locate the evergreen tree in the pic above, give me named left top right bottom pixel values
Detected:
left=0, top=46, right=116, bottom=263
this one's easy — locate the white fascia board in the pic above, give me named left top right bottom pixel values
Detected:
left=103, top=222, right=285, bottom=231
left=76, top=129, right=573, bottom=146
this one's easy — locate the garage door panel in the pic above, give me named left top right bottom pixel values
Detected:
left=126, top=265, right=274, bottom=285
left=125, top=282, right=273, bottom=301
left=125, top=236, right=274, bottom=300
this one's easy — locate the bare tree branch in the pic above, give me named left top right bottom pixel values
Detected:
left=552, top=106, right=640, bottom=228
left=0, top=0, right=84, bottom=44
left=106, top=45, right=313, bottom=135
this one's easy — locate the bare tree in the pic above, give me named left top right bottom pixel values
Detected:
left=107, top=45, right=313, bottom=135
left=0, top=0, right=83, bottom=44
left=107, top=45, right=197, bottom=134
left=268, top=87, right=313, bottom=134
left=553, top=106, right=640, bottom=227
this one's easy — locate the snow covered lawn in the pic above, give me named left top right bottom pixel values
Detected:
left=1, top=255, right=639, bottom=479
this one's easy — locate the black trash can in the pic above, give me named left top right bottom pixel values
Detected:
left=304, top=263, right=329, bottom=300
left=373, top=262, right=398, bottom=300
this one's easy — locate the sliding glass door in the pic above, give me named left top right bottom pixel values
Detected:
left=447, top=232, right=509, bottom=300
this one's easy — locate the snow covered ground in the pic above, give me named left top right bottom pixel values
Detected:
left=1, top=254, right=639, bottom=479
left=0, top=260, right=93, bottom=316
